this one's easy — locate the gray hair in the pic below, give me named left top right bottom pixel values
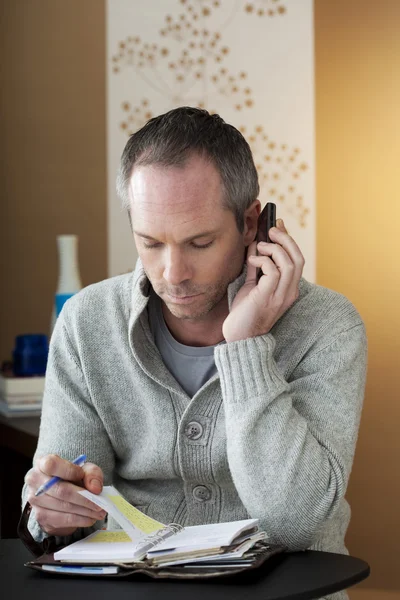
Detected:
left=116, top=106, right=259, bottom=232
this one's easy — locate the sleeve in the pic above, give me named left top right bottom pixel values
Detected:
left=214, top=323, right=368, bottom=550
left=21, top=304, right=115, bottom=546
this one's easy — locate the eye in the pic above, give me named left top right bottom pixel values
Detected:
left=142, top=240, right=214, bottom=250
left=191, top=241, right=214, bottom=250
left=143, top=242, right=162, bottom=249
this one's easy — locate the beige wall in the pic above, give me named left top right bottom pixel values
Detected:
left=315, top=0, right=400, bottom=593
left=1, top=0, right=399, bottom=594
left=0, top=0, right=107, bottom=361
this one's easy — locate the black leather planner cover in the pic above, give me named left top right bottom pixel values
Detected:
left=19, top=501, right=287, bottom=580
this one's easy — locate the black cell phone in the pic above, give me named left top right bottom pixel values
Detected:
left=257, top=202, right=276, bottom=245
left=256, top=202, right=276, bottom=280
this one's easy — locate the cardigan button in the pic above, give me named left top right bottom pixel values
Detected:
left=185, top=421, right=203, bottom=440
left=193, top=485, right=211, bottom=502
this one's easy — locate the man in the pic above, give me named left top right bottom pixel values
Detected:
left=22, top=108, right=367, bottom=591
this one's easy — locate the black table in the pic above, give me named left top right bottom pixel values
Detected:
left=0, top=416, right=40, bottom=538
left=1, top=539, right=369, bottom=600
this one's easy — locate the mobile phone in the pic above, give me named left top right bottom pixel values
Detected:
left=257, top=202, right=276, bottom=245
left=256, top=202, right=276, bottom=281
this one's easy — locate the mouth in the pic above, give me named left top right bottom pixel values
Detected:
left=167, top=293, right=202, bottom=304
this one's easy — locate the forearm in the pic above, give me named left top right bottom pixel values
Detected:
left=214, top=326, right=367, bottom=549
left=21, top=309, right=115, bottom=545
left=222, top=383, right=343, bottom=549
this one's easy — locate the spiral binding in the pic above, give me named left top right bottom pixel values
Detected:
left=138, top=523, right=184, bottom=552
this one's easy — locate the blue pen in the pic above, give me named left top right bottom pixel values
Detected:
left=35, top=454, right=87, bottom=497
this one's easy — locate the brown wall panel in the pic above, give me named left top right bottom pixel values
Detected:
left=315, top=0, right=400, bottom=592
left=0, top=0, right=107, bottom=361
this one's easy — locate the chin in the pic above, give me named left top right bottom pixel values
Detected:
left=165, top=302, right=209, bottom=321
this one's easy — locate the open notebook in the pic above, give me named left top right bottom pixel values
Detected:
left=54, top=486, right=260, bottom=564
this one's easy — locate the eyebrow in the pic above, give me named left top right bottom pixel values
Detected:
left=133, top=230, right=219, bottom=243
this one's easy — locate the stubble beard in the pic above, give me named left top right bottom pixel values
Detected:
left=155, top=265, right=242, bottom=322
left=163, top=282, right=228, bottom=321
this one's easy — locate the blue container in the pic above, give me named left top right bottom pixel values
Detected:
left=12, top=334, right=49, bottom=377
left=55, top=292, right=75, bottom=317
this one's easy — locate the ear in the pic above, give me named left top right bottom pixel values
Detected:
left=243, top=199, right=261, bottom=246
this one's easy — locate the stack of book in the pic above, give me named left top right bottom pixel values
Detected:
left=0, top=374, right=44, bottom=418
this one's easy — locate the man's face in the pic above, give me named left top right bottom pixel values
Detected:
left=129, top=154, right=248, bottom=321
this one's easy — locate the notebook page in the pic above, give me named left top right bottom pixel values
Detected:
left=79, top=485, right=165, bottom=541
left=147, top=519, right=258, bottom=554
left=85, top=531, right=131, bottom=543
left=150, top=531, right=267, bottom=565
left=54, top=530, right=136, bottom=562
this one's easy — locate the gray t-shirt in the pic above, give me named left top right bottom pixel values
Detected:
left=147, top=291, right=224, bottom=397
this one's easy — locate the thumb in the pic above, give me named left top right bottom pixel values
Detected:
left=82, top=462, right=104, bottom=495
left=245, top=241, right=258, bottom=284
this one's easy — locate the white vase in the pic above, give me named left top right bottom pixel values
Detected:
left=50, top=235, right=83, bottom=334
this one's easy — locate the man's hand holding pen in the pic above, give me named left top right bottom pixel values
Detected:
left=25, top=454, right=107, bottom=537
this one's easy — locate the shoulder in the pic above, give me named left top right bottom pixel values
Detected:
left=296, top=277, right=364, bottom=328
left=273, top=277, right=367, bottom=356
left=60, top=272, right=134, bottom=332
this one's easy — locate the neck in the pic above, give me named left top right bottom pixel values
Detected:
left=162, top=298, right=229, bottom=347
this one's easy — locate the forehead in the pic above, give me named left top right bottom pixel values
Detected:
left=129, top=155, right=224, bottom=219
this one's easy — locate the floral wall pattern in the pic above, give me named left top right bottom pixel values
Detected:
left=107, top=0, right=315, bottom=281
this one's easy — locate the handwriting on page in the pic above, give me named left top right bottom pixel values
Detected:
left=86, top=531, right=132, bottom=543
left=106, top=494, right=164, bottom=534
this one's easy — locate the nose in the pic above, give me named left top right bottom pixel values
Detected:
left=163, top=247, right=192, bottom=286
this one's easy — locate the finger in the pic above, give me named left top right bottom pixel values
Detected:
left=25, top=465, right=68, bottom=496
left=254, top=241, right=292, bottom=267
left=268, top=226, right=305, bottom=272
left=28, top=489, right=107, bottom=520
left=248, top=250, right=280, bottom=296
left=248, top=254, right=275, bottom=267
left=28, top=460, right=104, bottom=512
left=245, top=241, right=258, bottom=284
left=38, top=454, right=85, bottom=483
left=34, top=478, right=105, bottom=513
left=82, top=463, right=104, bottom=495
left=25, top=467, right=44, bottom=488
left=257, top=236, right=302, bottom=305
left=277, top=218, right=292, bottom=237
left=257, top=240, right=295, bottom=298
left=276, top=218, right=286, bottom=232
left=33, top=505, right=99, bottom=534
left=268, top=227, right=304, bottom=286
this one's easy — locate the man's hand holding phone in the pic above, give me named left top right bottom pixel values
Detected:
left=222, top=209, right=305, bottom=343
left=25, top=454, right=107, bottom=537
